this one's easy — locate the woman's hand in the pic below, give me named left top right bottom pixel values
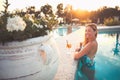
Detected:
left=74, top=52, right=79, bottom=60
left=75, top=42, right=82, bottom=52
left=74, top=42, right=82, bottom=60
left=75, top=48, right=80, bottom=52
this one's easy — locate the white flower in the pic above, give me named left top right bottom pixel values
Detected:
left=34, top=23, right=43, bottom=28
left=6, top=16, right=26, bottom=32
left=48, top=16, right=52, bottom=20
left=58, top=17, right=63, bottom=23
left=45, top=25, right=47, bottom=28
left=40, top=12, right=45, bottom=18
left=33, top=24, right=43, bottom=29
left=37, top=24, right=43, bottom=28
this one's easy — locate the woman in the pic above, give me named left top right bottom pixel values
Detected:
left=74, top=23, right=98, bottom=80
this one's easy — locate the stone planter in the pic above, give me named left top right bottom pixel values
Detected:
left=0, top=35, right=59, bottom=80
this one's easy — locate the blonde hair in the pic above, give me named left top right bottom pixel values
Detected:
left=83, top=23, right=98, bottom=46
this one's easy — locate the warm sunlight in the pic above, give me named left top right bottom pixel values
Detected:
left=72, top=1, right=99, bottom=11
left=0, top=0, right=120, bottom=11
left=71, top=0, right=120, bottom=11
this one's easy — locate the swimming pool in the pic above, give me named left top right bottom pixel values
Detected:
left=95, top=32, right=120, bottom=80
left=53, top=27, right=80, bottom=36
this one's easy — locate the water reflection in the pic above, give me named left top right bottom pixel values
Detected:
left=96, top=33, right=120, bottom=80
left=112, top=33, right=120, bottom=55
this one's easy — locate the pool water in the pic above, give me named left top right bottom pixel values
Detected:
left=95, top=33, right=120, bottom=80
left=53, top=27, right=80, bottom=36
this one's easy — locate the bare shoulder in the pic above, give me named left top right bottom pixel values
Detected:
left=90, top=40, right=98, bottom=53
left=86, top=40, right=98, bottom=50
left=87, top=40, right=97, bottom=46
left=92, top=40, right=98, bottom=46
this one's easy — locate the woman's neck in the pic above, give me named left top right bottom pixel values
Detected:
left=88, top=37, right=96, bottom=42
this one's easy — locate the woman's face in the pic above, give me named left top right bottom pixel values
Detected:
left=85, top=26, right=96, bottom=39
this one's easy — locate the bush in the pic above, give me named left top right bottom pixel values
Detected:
left=104, top=18, right=120, bottom=26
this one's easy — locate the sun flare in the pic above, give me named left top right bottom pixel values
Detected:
left=70, top=0, right=119, bottom=11
left=0, top=0, right=120, bottom=11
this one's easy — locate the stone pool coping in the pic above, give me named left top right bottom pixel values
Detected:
left=98, top=26, right=120, bottom=33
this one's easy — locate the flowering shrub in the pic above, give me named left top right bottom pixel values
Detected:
left=0, top=0, right=58, bottom=43
left=7, top=16, right=26, bottom=32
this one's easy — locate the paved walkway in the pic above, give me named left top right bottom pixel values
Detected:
left=53, top=28, right=85, bottom=80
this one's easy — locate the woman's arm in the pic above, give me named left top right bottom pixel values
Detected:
left=74, top=42, right=93, bottom=60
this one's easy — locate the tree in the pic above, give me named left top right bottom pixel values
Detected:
left=64, top=4, right=72, bottom=24
left=56, top=3, right=64, bottom=17
left=40, top=4, right=53, bottom=16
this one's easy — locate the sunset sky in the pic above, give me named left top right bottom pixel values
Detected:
left=0, top=0, right=120, bottom=11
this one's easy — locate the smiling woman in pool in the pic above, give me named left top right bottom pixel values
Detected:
left=74, top=23, right=98, bottom=80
